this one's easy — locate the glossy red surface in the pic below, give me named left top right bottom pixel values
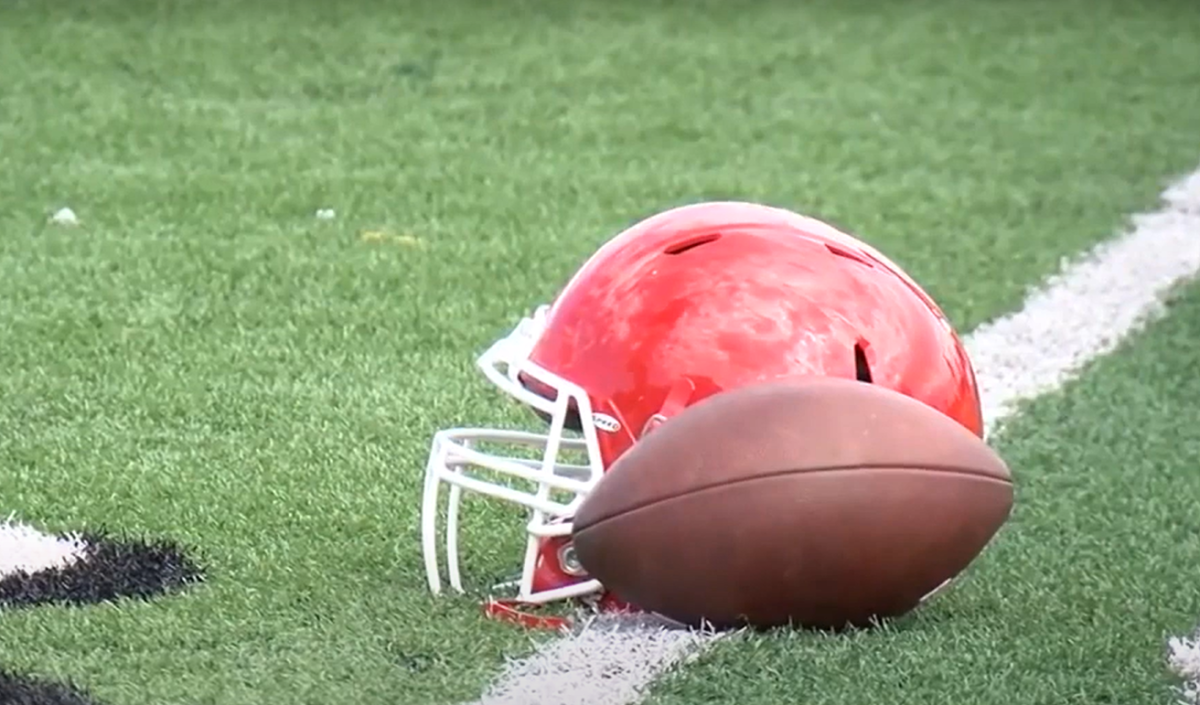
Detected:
left=529, top=201, right=982, bottom=473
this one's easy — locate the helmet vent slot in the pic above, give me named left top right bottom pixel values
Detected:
left=664, top=233, right=721, bottom=255
left=825, top=243, right=874, bottom=267
left=854, top=343, right=873, bottom=383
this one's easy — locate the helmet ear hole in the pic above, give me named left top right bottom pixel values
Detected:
left=854, top=342, right=873, bottom=383
left=530, top=406, right=583, bottom=432
left=519, top=372, right=583, bottom=431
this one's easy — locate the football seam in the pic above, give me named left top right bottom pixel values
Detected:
left=576, top=464, right=1012, bottom=532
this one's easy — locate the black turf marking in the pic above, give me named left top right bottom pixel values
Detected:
left=0, top=531, right=205, bottom=610
left=0, top=670, right=106, bottom=705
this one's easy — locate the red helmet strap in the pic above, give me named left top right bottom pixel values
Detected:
left=639, top=376, right=697, bottom=438
left=483, top=598, right=572, bottom=631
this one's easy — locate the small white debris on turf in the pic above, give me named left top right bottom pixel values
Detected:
left=315, top=208, right=336, bottom=220
left=0, top=515, right=87, bottom=577
left=49, top=207, right=78, bottom=225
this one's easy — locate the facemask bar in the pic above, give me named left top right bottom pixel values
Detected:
left=421, top=306, right=608, bottom=604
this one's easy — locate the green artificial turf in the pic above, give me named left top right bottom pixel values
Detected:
left=0, top=0, right=1198, bottom=703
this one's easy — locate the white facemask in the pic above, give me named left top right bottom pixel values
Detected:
left=421, top=306, right=610, bottom=604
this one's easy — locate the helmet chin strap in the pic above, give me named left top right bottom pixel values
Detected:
left=640, top=376, right=697, bottom=437
left=483, top=597, right=573, bottom=631
left=483, top=593, right=637, bottom=631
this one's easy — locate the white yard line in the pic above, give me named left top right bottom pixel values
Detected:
left=969, top=170, right=1200, bottom=436
left=0, top=514, right=87, bottom=577
left=1170, top=637, right=1200, bottom=704
left=470, top=166, right=1200, bottom=705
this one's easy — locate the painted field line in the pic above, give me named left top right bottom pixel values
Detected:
left=0, top=514, right=87, bottom=578
left=472, top=166, right=1200, bottom=705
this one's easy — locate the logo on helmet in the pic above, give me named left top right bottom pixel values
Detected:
left=591, top=413, right=621, bottom=433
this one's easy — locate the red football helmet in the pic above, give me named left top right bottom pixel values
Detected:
left=421, top=201, right=982, bottom=626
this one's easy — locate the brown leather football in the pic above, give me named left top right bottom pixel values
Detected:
left=570, top=377, right=1013, bottom=631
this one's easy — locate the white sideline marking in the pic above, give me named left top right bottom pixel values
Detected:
left=1169, top=636, right=1200, bottom=704
left=969, top=169, right=1200, bottom=436
left=472, top=168, right=1200, bottom=705
left=0, top=514, right=87, bottom=577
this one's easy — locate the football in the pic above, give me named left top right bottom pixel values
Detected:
left=570, top=377, right=1013, bottom=631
